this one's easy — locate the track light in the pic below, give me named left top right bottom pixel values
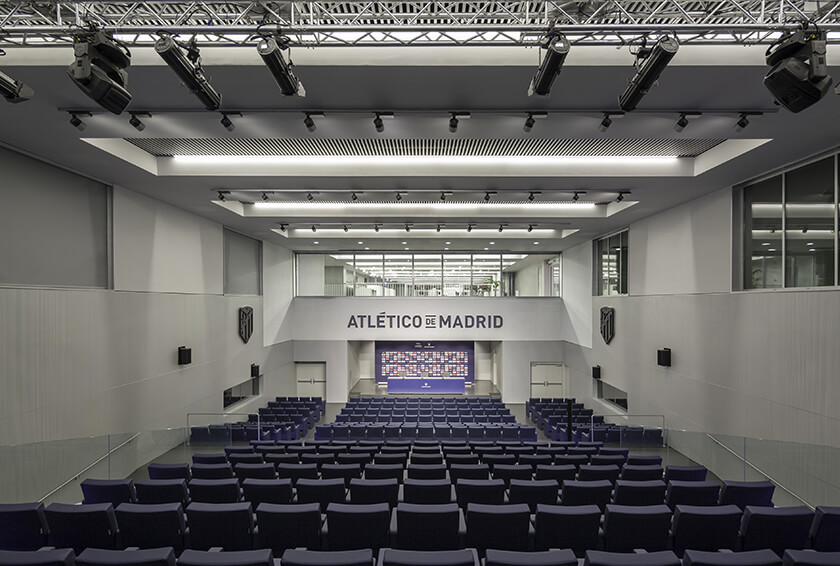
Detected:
left=307, top=192, right=314, bottom=201
left=484, top=191, right=497, bottom=202
left=218, top=191, right=227, bottom=201
left=467, top=224, right=474, bottom=233
left=499, top=224, right=505, bottom=233
left=373, top=114, right=384, bottom=133
left=262, top=192, right=269, bottom=201
left=618, top=36, right=679, bottom=112
left=303, top=113, right=316, bottom=132
left=278, top=223, right=287, bottom=232
left=674, top=112, right=701, bottom=133
left=764, top=28, right=831, bottom=113
left=128, top=112, right=149, bottom=131
left=735, top=113, right=751, bottom=131
left=405, top=224, right=411, bottom=232
left=311, top=225, right=317, bottom=232
left=0, top=69, right=34, bottom=103
left=155, top=36, right=221, bottom=110
left=69, top=113, right=88, bottom=131
left=257, top=35, right=306, bottom=97
left=374, top=225, right=380, bottom=233
left=616, top=191, right=631, bottom=202
left=448, top=112, right=470, bottom=134
left=523, top=114, right=536, bottom=133
left=351, top=192, right=358, bottom=201
left=436, top=224, right=442, bottom=232
left=220, top=113, right=236, bottom=132
left=528, top=34, right=571, bottom=96
left=343, top=225, right=349, bottom=232
left=599, top=114, right=612, bottom=132
left=572, top=192, right=580, bottom=202
left=528, top=224, right=534, bottom=233
left=68, top=30, right=132, bottom=114
left=396, top=192, right=405, bottom=201
left=528, top=192, right=535, bottom=202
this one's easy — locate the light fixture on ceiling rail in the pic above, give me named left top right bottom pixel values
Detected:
left=256, top=35, right=306, bottom=97
left=0, top=68, right=34, bottom=103
left=351, top=191, right=361, bottom=201
left=306, top=192, right=314, bottom=201
left=395, top=191, right=406, bottom=201
left=572, top=191, right=585, bottom=202
left=734, top=111, right=762, bottom=131
left=528, top=191, right=540, bottom=202
left=374, top=224, right=381, bottom=232
left=436, top=224, right=443, bottom=232
left=616, top=190, right=631, bottom=202
left=343, top=225, right=349, bottom=232
left=522, top=111, right=548, bottom=133
left=220, top=112, right=241, bottom=132
left=68, top=111, right=91, bottom=131
left=528, top=33, right=572, bottom=96
left=674, top=111, right=702, bottom=132
left=484, top=191, right=497, bottom=202
left=303, top=111, right=324, bottom=133
left=68, top=30, right=132, bottom=114
left=528, top=224, right=535, bottom=233
left=217, top=190, right=229, bottom=201
left=278, top=223, right=287, bottom=232
left=467, top=224, right=474, bottom=233
left=764, top=27, right=832, bottom=113
left=618, top=36, right=679, bottom=112
left=440, top=191, right=453, bottom=201
left=598, top=111, right=625, bottom=132
left=405, top=224, right=411, bottom=232
left=311, top=225, right=317, bottom=232
left=128, top=111, right=150, bottom=131
left=373, top=112, right=394, bottom=133
left=155, top=35, right=221, bottom=110
left=499, top=224, right=507, bottom=233
left=262, top=192, right=270, bottom=201
left=448, top=112, right=470, bottom=133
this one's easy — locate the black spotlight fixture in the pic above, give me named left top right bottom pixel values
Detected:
left=68, top=112, right=90, bottom=131
left=307, top=192, right=314, bottom=201
left=343, top=225, right=349, bottom=232
left=448, top=112, right=470, bottom=133
left=67, top=30, right=132, bottom=114
left=616, top=190, right=631, bottom=202
left=436, top=224, right=442, bottom=232
left=257, top=35, right=306, bottom=97
left=396, top=192, right=405, bottom=201
left=618, top=36, right=679, bottom=112
left=217, top=191, right=228, bottom=201
left=155, top=35, right=221, bottom=110
left=311, top=225, right=317, bottom=232
left=220, top=112, right=240, bottom=132
left=529, top=34, right=572, bottom=96
left=467, top=224, right=474, bottom=233
left=522, top=112, right=547, bottom=133
left=572, top=192, right=580, bottom=202
left=674, top=111, right=701, bottom=133
left=128, top=112, right=150, bottom=131
left=527, top=191, right=541, bottom=202
left=598, top=111, right=625, bottom=132
left=262, top=192, right=270, bottom=201
left=498, top=224, right=506, bottom=233
left=0, top=68, right=34, bottom=103
left=734, top=112, right=763, bottom=131
left=351, top=192, right=359, bottom=201
left=484, top=191, right=497, bottom=202
left=527, top=224, right=535, bottom=233
left=764, top=28, right=832, bottom=113
left=372, top=112, right=393, bottom=133
left=278, top=223, right=287, bottom=232
left=374, top=224, right=380, bottom=232
left=303, top=112, right=316, bottom=132
left=405, top=224, right=411, bottom=232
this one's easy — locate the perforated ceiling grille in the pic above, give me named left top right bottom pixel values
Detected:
left=126, top=138, right=724, bottom=157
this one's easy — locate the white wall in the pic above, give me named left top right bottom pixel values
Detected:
left=475, top=341, right=493, bottom=381
left=500, top=341, right=565, bottom=403
left=297, top=254, right=325, bottom=296
left=294, top=341, right=349, bottom=402
left=263, top=241, right=294, bottom=346
left=561, top=241, right=594, bottom=349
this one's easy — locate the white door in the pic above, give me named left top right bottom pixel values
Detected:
left=530, top=363, right=568, bottom=398
left=296, top=362, right=327, bottom=398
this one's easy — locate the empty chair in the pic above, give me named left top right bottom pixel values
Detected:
left=621, top=465, right=664, bottom=481
left=402, top=479, right=454, bottom=505
left=671, top=504, right=743, bottom=557
left=0, top=549, right=74, bottom=566
left=178, top=549, right=273, bottom=566
left=45, top=502, right=118, bottom=554
left=323, top=503, right=390, bottom=552
left=254, top=503, right=322, bottom=554
left=0, top=503, right=50, bottom=551
left=275, top=463, right=319, bottom=486
left=225, top=446, right=256, bottom=457
left=810, top=506, right=840, bottom=551
left=379, top=549, right=478, bottom=566
left=191, top=464, right=234, bottom=480
left=80, top=479, right=136, bottom=506
left=492, top=465, right=532, bottom=488
left=534, top=465, right=577, bottom=484
left=296, top=478, right=347, bottom=512
left=450, top=464, right=490, bottom=484
left=601, top=504, right=672, bottom=552
left=186, top=501, right=254, bottom=551
left=348, top=478, right=399, bottom=508
left=241, top=478, right=293, bottom=506
left=147, top=463, right=191, bottom=481
left=719, top=480, right=775, bottom=510
left=534, top=504, right=600, bottom=556
left=666, top=481, right=721, bottom=509
left=561, top=480, right=613, bottom=512
left=282, top=549, right=372, bottom=566
left=375, top=454, right=408, bottom=467
left=411, top=453, right=444, bottom=466
left=465, top=503, right=532, bottom=555
left=740, top=506, right=814, bottom=557
left=392, top=502, right=466, bottom=551
left=518, top=455, right=552, bottom=472
left=598, top=448, right=630, bottom=459
left=228, top=454, right=264, bottom=466
left=115, top=502, right=187, bottom=555
left=455, top=479, right=506, bottom=508
left=336, top=453, right=372, bottom=470
left=485, top=549, right=576, bottom=566
left=300, top=453, right=335, bottom=470
left=783, top=550, right=840, bottom=566
left=264, top=454, right=299, bottom=467
left=508, top=480, right=559, bottom=513
left=76, top=548, right=175, bottom=566
left=407, top=464, right=447, bottom=480
left=627, top=455, right=663, bottom=466
left=664, top=466, right=708, bottom=483
left=188, top=478, right=241, bottom=503
left=364, top=464, right=403, bottom=484
left=590, top=455, right=626, bottom=468
left=579, top=465, right=621, bottom=484
left=612, top=479, right=667, bottom=506
left=683, top=550, right=782, bottom=566
left=321, top=464, right=362, bottom=488
left=554, top=455, right=589, bottom=469
left=135, top=479, right=190, bottom=506
left=192, top=453, right=228, bottom=465
left=585, top=551, right=681, bottom=566
left=482, top=455, right=516, bottom=471
left=446, top=454, right=481, bottom=468
left=234, top=463, right=276, bottom=483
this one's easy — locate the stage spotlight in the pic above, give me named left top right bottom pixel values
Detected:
left=0, top=69, right=34, bottom=103
left=735, top=113, right=751, bottom=131
left=278, top=224, right=287, bottom=232
left=528, top=224, right=534, bottom=233
left=572, top=192, right=580, bottom=202
left=599, top=113, right=612, bottom=132
left=396, top=192, right=404, bottom=201
left=262, top=192, right=269, bottom=201
left=343, top=225, right=349, bottom=232
left=373, top=114, right=384, bottom=133
left=257, top=35, right=306, bottom=97
left=484, top=191, right=496, bottom=202
left=220, top=113, right=235, bottom=132
left=674, top=112, right=701, bottom=132
left=618, top=36, right=679, bottom=112
left=128, top=112, right=148, bottom=131
left=499, top=224, right=504, bottom=233
left=449, top=113, right=459, bottom=133
left=524, top=114, right=536, bottom=132
left=218, top=191, right=227, bottom=201
left=67, top=30, right=132, bottom=114
left=307, top=192, right=314, bottom=201
left=528, top=192, right=535, bottom=202
left=69, top=113, right=87, bottom=131
left=405, top=224, right=411, bottom=232
left=311, top=225, right=317, bottom=232
left=155, top=36, right=221, bottom=110
left=374, top=225, right=380, bottom=232
left=616, top=191, right=631, bottom=202
left=351, top=192, right=358, bottom=201
left=467, top=224, right=473, bottom=233
left=436, top=224, right=442, bottom=232
left=528, top=34, right=571, bottom=96
left=763, top=29, right=832, bottom=113
left=303, top=113, right=316, bottom=132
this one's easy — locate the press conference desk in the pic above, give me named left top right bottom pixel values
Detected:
left=386, top=378, right=467, bottom=394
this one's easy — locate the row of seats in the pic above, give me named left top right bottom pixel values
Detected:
left=314, top=423, right=537, bottom=441
left=347, top=397, right=505, bottom=405
left=4, top=499, right=838, bottom=559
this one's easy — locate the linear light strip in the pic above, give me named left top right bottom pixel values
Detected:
left=254, top=202, right=598, bottom=210
left=285, top=228, right=557, bottom=235
left=175, top=155, right=679, bottom=166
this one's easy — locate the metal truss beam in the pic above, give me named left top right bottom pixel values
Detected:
left=1, top=1, right=840, bottom=46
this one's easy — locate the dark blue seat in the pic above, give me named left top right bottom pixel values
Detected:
left=455, top=479, right=506, bottom=508
left=0, top=503, right=50, bottom=551
left=628, top=455, right=663, bottom=466
left=465, top=503, right=532, bottom=556
left=485, top=549, right=576, bottom=566
left=188, top=479, right=240, bottom=503
left=666, top=481, right=721, bottom=509
left=449, top=465, right=490, bottom=484
left=621, top=465, right=664, bottom=481
left=45, top=503, right=118, bottom=554
left=534, top=504, right=600, bottom=557
left=115, top=502, right=187, bottom=555
left=740, top=506, right=814, bottom=557
left=348, top=478, right=399, bottom=508
left=671, top=504, right=742, bottom=557
left=534, top=465, right=577, bottom=484
left=585, top=551, right=680, bottom=566
left=76, top=548, right=175, bottom=566
left=0, top=549, right=74, bottom=566
left=320, top=464, right=362, bottom=488
left=492, top=465, right=532, bottom=488
left=663, top=466, right=707, bottom=483
left=378, top=549, right=478, bottom=566
left=177, top=549, right=273, bottom=566
left=186, top=501, right=254, bottom=551
left=561, top=480, right=613, bottom=512
left=282, top=549, right=372, bottom=566
left=719, top=481, right=775, bottom=510
left=323, top=503, right=390, bottom=552
left=683, top=550, right=782, bottom=566
left=191, top=454, right=228, bottom=465
left=612, top=480, right=666, bottom=506
left=80, top=479, right=136, bottom=506
left=579, top=465, right=621, bottom=484
left=135, top=479, right=190, bottom=506
left=402, top=479, right=454, bottom=504
left=296, top=478, right=347, bottom=513
left=233, top=463, right=276, bottom=483
left=241, top=478, right=293, bottom=506
left=601, top=504, right=672, bottom=552
left=275, top=464, right=319, bottom=486
left=590, top=455, right=627, bottom=469
left=364, top=464, right=403, bottom=484
left=783, top=551, right=840, bottom=566
left=507, top=480, right=560, bottom=513
left=191, top=464, right=234, bottom=480
left=407, top=465, right=447, bottom=481
left=392, top=502, right=465, bottom=551
left=254, top=502, right=322, bottom=553
left=810, top=507, right=840, bottom=551
left=147, top=463, right=191, bottom=481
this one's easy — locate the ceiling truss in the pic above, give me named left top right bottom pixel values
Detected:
left=1, top=0, right=840, bottom=47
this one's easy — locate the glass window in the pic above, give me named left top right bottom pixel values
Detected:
left=383, top=254, right=412, bottom=296
left=595, top=230, right=628, bottom=296
left=443, top=254, right=472, bottom=296
left=785, top=158, right=835, bottom=287
left=412, top=254, right=442, bottom=296
left=355, top=254, right=384, bottom=296
left=744, top=176, right=783, bottom=289
left=596, top=380, right=628, bottom=411
left=472, top=254, right=502, bottom=296
left=224, top=229, right=262, bottom=295
left=223, top=376, right=261, bottom=409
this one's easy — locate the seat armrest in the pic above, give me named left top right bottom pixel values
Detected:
left=209, top=547, right=223, bottom=552
left=632, top=549, right=648, bottom=554
left=389, top=508, right=398, bottom=546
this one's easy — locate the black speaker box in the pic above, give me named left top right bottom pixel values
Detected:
left=178, top=346, right=192, bottom=365
left=251, top=364, right=260, bottom=378
left=592, top=366, right=602, bottom=379
left=657, top=348, right=672, bottom=367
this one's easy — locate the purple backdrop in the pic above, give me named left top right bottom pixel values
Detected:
left=375, top=341, right=475, bottom=383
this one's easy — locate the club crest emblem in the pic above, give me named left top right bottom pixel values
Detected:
left=600, top=306, right=615, bottom=345
left=239, top=306, right=254, bottom=344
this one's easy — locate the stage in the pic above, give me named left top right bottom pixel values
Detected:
left=350, top=378, right=500, bottom=398
left=386, top=378, right=467, bottom=394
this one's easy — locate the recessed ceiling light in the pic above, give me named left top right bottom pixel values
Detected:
left=365, top=247, right=370, bottom=250
left=313, top=241, right=319, bottom=244
left=489, top=241, right=495, bottom=245
left=806, top=242, right=814, bottom=246
left=357, top=241, right=364, bottom=244
left=768, top=248, right=776, bottom=251
left=762, top=242, right=770, bottom=246
left=484, top=247, right=489, bottom=250
left=404, top=247, right=409, bottom=250
left=444, top=247, right=449, bottom=250
left=445, top=241, right=451, bottom=245
left=533, top=241, right=540, bottom=245
left=809, top=248, right=816, bottom=251
left=402, top=241, right=407, bottom=244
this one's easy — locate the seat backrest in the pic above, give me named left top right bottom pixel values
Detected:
left=719, top=481, right=775, bottom=510
left=395, top=503, right=462, bottom=551
left=188, top=478, right=241, bottom=503
left=485, top=549, right=576, bottom=566
left=621, top=465, right=664, bottom=481
left=665, top=481, right=721, bottom=510
left=229, top=453, right=264, bottom=466
left=561, top=480, right=613, bottom=512
left=535, top=465, right=577, bottom=483
left=275, top=464, right=319, bottom=486
left=782, top=550, right=840, bottom=566
left=0, top=548, right=74, bottom=566
left=191, top=463, right=234, bottom=480
left=810, top=506, right=840, bottom=551
left=612, top=480, right=667, bottom=506
left=455, top=479, right=506, bottom=508
left=671, top=504, right=742, bottom=557
left=282, top=549, right=372, bottom=566
left=682, top=549, right=781, bottom=566
left=402, top=479, right=453, bottom=505
left=0, top=503, right=50, bottom=551
left=534, top=504, right=601, bottom=557
left=578, top=465, right=621, bottom=484
left=590, top=455, right=626, bottom=468
left=407, top=464, right=448, bottom=481
left=465, top=503, right=532, bottom=555
left=178, top=549, right=273, bottom=566
left=147, top=463, right=191, bottom=481
left=241, top=479, right=293, bottom=506
left=492, top=465, right=532, bottom=488
left=114, top=503, right=187, bottom=554
left=296, top=478, right=347, bottom=513
left=740, top=506, right=814, bottom=557
left=255, top=503, right=322, bottom=554
left=192, top=454, right=228, bottom=465
left=450, top=464, right=490, bottom=484
left=135, top=479, right=190, bottom=506
left=664, top=466, right=708, bottom=483
left=76, top=547, right=176, bottom=566
left=508, top=480, right=560, bottom=513
left=349, top=479, right=399, bottom=508
left=234, top=463, right=277, bottom=482
left=585, top=550, right=681, bottom=566
left=381, top=549, right=478, bottom=566
left=325, top=503, right=390, bottom=552
left=44, top=502, right=118, bottom=554
left=80, top=479, right=136, bottom=506
left=602, top=504, right=672, bottom=552
left=364, top=464, right=403, bottom=483
left=185, top=501, right=254, bottom=551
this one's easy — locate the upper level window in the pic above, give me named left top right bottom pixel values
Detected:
left=595, top=230, right=628, bottom=296
left=741, top=154, right=837, bottom=289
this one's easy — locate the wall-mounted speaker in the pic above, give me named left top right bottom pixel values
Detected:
left=251, top=363, right=260, bottom=378
left=592, top=365, right=602, bottom=379
left=178, top=346, right=192, bottom=365
left=657, top=348, right=672, bottom=367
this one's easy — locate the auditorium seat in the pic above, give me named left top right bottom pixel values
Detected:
left=189, top=479, right=241, bottom=503
left=534, top=464, right=577, bottom=484
left=810, top=506, right=840, bottom=551
left=320, top=464, right=362, bottom=488
left=296, top=478, right=347, bottom=512
left=233, top=463, right=277, bottom=483
left=254, top=502, right=322, bottom=554
left=455, top=479, right=506, bottom=508
left=445, top=454, right=480, bottom=468
left=323, top=503, right=391, bottom=552
left=186, top=502, right=254, bottom=551
left=402, top=479, right=454, bottom=504
left=375, top=454, right=408, bottom=467
left=135, top=479, right=190, bottom=506
left=115, top=502, right=188, bottom=555
left=228, top=454, right=264, bottom=467
left=666, top=481, right=722, bottom=509
left=282, top=549, right=372, bottom=566
left=612, top=480, right=667, bottom=506
left=485, top=549, right=577, bottom=566
left=80, top=479, right=137, bottom=506
left=390, top=503, right=466, bottom=551
left=378, top=548, right=478, bottom=566
left=533, top=504, right=600, bottom=556
left=275, top=463, right=319, bottom=486
left=621, top=465, right=664, bottom=481
left=683, top=550, right=782, bottom=566
left=671, top=504, right=743, bottom=557
left=264, top=453, right=299, bottom=467
left=628, top=455, right=663, bottom=467
left=783, top=550, right=840, bottom=566
left=561, top=480, right=613, bottom=512
left=740, top=506, right=814, bottom=557
left=191, top=454, right=228, bottom=465
left=601, top=504, right=672, bottom=552
left=411, top=453, right=443, bottom=466
left=719, top=481, right=776, bottom=510
left=590, top=455, right=627, bottom=469
left=492, top=465, right=532, bottom=488
left=579, top=464, right=621, bottom=484
left=45, top=502, right=118, bottom=554
left=518, top=454, right=552, bottom=472
left=241, top=478, right=293, bottom=506
left=191, top=464, right=235, bottom=480
left=664, top=466, right=708, bottom=483
left=348, top=478, right=400, bottom=508
left=336, top=454, right=372, bottom=470
left=507, top=480, right=560, bottom=512
left=407, top=464, right=447, bottom=480
left=301, top=454, right=336, bottom=470
left=177, top=549, right=273, bottom=566
left=449, top=464, right=490, bottom=483
left=0, top=549, right=74, bottom=566
left=0, top=502, right=50, bottom=551
left=76, top=547, right=175, bottom=566
left=148, top=463, right=191, bottom=481
left=585, top=551, right=681, bottom=566
left=598, top=448, right=630, bottom=460
left=465, top=503, right=533, bottom=555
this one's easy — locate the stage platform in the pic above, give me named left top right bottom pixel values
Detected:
left=350, top=378, right=500, bottom=398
